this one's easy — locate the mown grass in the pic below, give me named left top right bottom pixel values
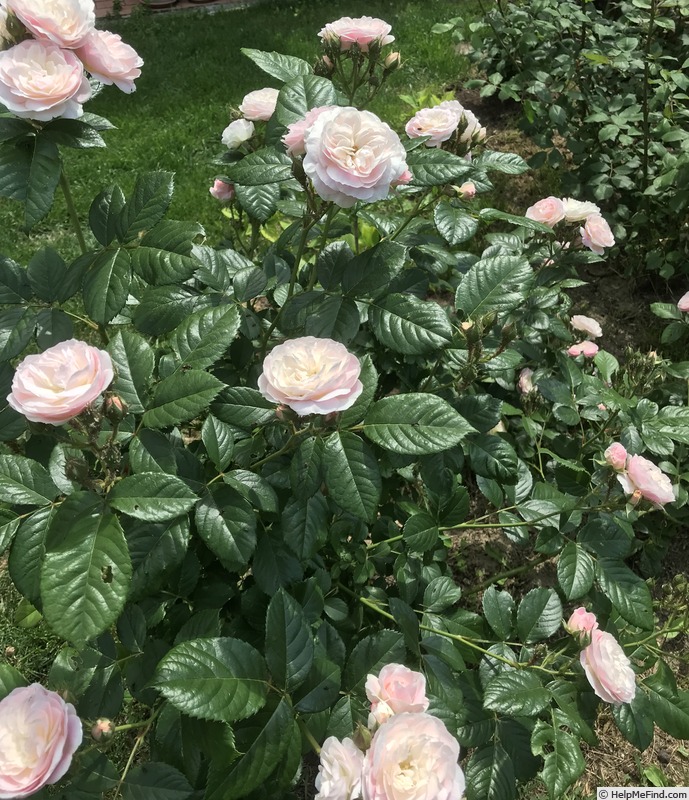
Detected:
left=0, top=0, right=474, bottom=263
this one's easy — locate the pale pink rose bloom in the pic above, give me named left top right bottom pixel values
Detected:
left=362, top=712, right=464, bottom=800
left=303, top=106, right=409, bottom=207
left=617, top=454, right=674, bottom=506
left=597, top=403, right=607, bottom=411
left=567, top=341, right=599, bottom=358
left=209, top=179, right=234, bottom=202
left=75, top=29, right=142, bottom=93
left=365, top=664, right=429, bottom=727
left=318, top=16, right=394, bottom=52
left=7, top=339, right=114, bottom=425
left=239, top=87, right=279, bottom=122
left=570, top=314, right=602, bottom=339
left=258, top=336, right=363, bottom=416
left=0, top=684, right=83, bottom=798
left=580, top=629, right=636, bottom=705
left=677, top=291, right=689, bottom=312
left=458, top=181, right=476, bottom=199
left=7, top=0, right=94, bottom=48
left=405, top=100, right=463, bottom=148
left=525, top=196, right=566, bottom=227
left=604, top=443, right=627, bottom=471
left=282, top=105, right=337, bottom=157
left=221, top=118, right=254, bottom=150
left=0, top=40, right=90, bottom=121
left=561, top=197, right=601, bottom=222
left=315, top=737, right=364, bottom=800
left=580, top=214, right=615, bottom=255
left=566, top=607, right=599, bottom=637
left=518, top=367, right=534, bottom=394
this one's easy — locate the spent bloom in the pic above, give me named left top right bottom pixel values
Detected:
left=604, top=442, right=628, bottom=471
left=365, top=664, right=429, bottom=727
left=209, top=179, right=234, bottom=202
left=258, top=336, right=363, bottom=416
left=617, top=454, right=674, bottom=506
left=239, top=87, right=279, bottom=121
left=580, top=630, right=636, bottom=705
left=75, top=29, right=143, bottom=93
left=580, top=214, right=615, bottom=255
left=7, top=0, right=94, bottom=48
left=221, top=118, right=254, bottom=149
left=566, top=607, right=599, bottom=639
left=570, top=314, right=602, bottom=339
left=303, top=106, right=409, bottom=207
left=362, top=712, right=465, bottom=800
left=567, top=341, right=599, bottom=358
left=525, top=196, right=565, bottom=227
left=561, top=197, right=601, bottom=222
left=0, top=683, right=83, bottom=798
left=315, top=737, right=364, bottom=800
left=282, top=105, right=337, bottom=157
left=7, top=339, right=114, bottom=424
left=405, top=100, right=463, bottom=148
left=318, top=16, right=394, bottom=52
left=0, top=39, right=90, bottom=120
left=677, top=291, right=689, bottom=313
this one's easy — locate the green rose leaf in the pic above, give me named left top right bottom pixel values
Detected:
left=241, top=48, right=312, bottom=82
left=83, top=247, right=132, bottom=325
left=0, top=455, right=59, bottom=506
left=596, top=558, right=653, bottom=630
left=369, top=293, right=453, bottom=354
left=154, top=637, right=269, bottom=723
left=171, top=305, right=241, bottom=370
left=364, top=394, right=475, bottom=455
left=265, top=589, right=314, bottom=692
left=142, top=370, right=225, bottom=429
left=322, top=431, right=381, bottom=522
left=107, top=329, right=155, bottom=414
left=516, top=588, right=563, bottom=643
left=41, top=495, right=131, bottom=646
left=275, top=74, right=338, bottom=126
left=122, top=763, right=193, bottom=800
left=224, top=148, right=293, bottom=186
left=456, top=255, right=533, bottom=318
left=109, top=473, right=197, bottom=521
left=557, top=542, right=595, bottom=600
left=484, top=671, right=550, bottom=716
left=434, top=201, right=479, bottom=245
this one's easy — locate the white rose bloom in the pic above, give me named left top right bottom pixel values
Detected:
left=315, top=737, right=364, bottom=800
left=561, top=197, right=601, bottom=222
left=222, top=118, right=254, bottom=149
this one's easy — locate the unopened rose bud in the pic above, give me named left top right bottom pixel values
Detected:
left=458, top=181, right=476, bottom=199
left=629, top=489, right=643, bottom=506
left=209, top=179, right=235, bottom=203
left=460, top=321, right=473, bottom=331
left=604, top=443, right=627, bottom=471
left=314, top=55, right=335, bottom=76
left=91, top=718, right=116, bottom=742
left=104, top=394, right=128, bottom=423
left=518, top=367, right=534, bottom=395
left=4, top=646, right=15, bottom=657
left=384, top=51, right=401, bottom=71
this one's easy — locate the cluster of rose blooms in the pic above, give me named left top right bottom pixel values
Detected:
left=526, top=196, right=615, bottom=257
left=313, top=663, right=465, bottom=800
left=0, top=0, right=142, bottom=122
left=211, top=16, right=484, bottom=209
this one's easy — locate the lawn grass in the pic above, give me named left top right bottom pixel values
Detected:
left=0, top=0, right=475, bottom=263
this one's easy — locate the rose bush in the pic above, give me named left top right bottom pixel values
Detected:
left=0, top=14, right=685, bottom=800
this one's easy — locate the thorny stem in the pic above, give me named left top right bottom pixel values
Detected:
left=641, top=0, right=657, bottom=192
left=462, top=555, right=554, bottom=597
left=59, top=167, right=88, bottom=256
